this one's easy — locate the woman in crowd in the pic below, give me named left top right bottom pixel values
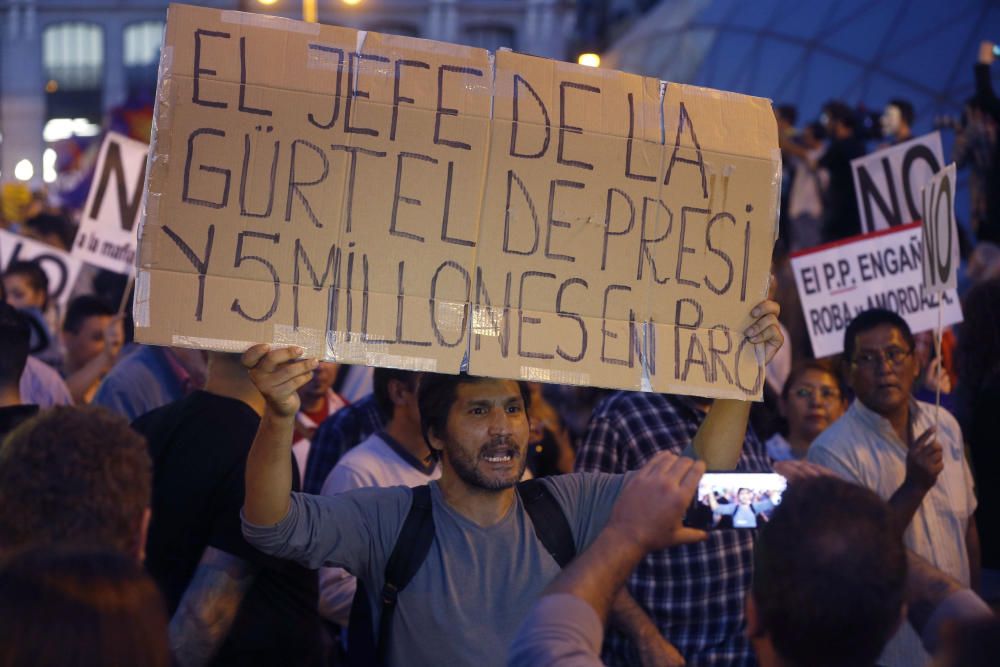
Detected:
left=0, top=546, right=170, bottom=667
left=766, top=360, right=847, bottom=461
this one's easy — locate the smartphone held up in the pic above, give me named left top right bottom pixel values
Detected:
left=684, top=473, right=788, bottom=530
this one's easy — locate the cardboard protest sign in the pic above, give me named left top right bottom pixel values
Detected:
left=851, top=132, right=944, bottom=233
left=790, top=223, right=963, bottom=358
left=0, top=229, right=84, bottom=313
left=134, top=3, right=781, bottom=399
left=920, top=163, right=958, bottom=295
left=75, top=132, right=149, bottom=274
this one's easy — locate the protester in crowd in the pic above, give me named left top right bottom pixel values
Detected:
left=775, top=104, right=799, bottom=252
left=508, top=451, right=706, bottom=667
left=21, top=211, right=76, bottom=252
left=572, top=300, right=784, bottom=666
left=818, top=100, right=867, bottom=242
left=525, top=382, right=575, bottom=477
left=0, top=405, right=151, bottom=560
left=1, top=259, right=61, bottom=364
left=973, top=41, right=1000, bottom=245
left=954, top=95, right=998, bottom=238
left=4, top=278, right=73, bottom=408
left=511, top=474, right=995, bottom=667
left=318, top=369, right=437, bottom=626
left=957, top=277, right=1000, bottom=603
left=784, top=121, right=828, bottom=252
left=292, top=360, right=347, bottom=482
left=60, top=295, right=124, bottom=404
left=303, top=386, right=387, bottom=495
left=808, top=308, right=979, bottom=666
left=911, top=330, right=957, bottom=412
left=93, top=345, right=206, bottom=422
left=879, top=98, right=915, bottom=146
left=2, top=259, right=47, bottom=312
left=133, top=352, right=321, bottom=667
left=0, top=546, right=170, bottom=667
left=0, top=302, right=39, bottom=439
left=765, top=360, right=847, bottom=461
left=239, top=299, right=783, bottom=667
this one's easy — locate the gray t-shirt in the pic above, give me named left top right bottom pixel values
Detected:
left=242, top=473, right=627, bottom=667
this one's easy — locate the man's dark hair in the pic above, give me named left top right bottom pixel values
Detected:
left=843, top=308, right=914, bottom=362
left=0, top=303, right=30, bottom=387
left=2, top=260, right=48, bottom=306
left=372, top=367, right=420, bottom=417
left=823, top=100, right=857, bottom=130
left=888, top=98, right=915, bottom=128
left=62, top=295, right=115, bottom=334
left=753, top=477, right=906, bottom=667
left=780, top=359, right=847, bottom=400
left=417, top=374, right=531, bottom=448
left=776, top=104, right=798, bottom=126
left=0, top=545, right=170, bottom=667
left=25, top=213, right=76, bottom=251
left=0, top=406, right=151, bottom=556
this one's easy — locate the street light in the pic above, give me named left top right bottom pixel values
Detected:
left=577, top=53, right=601, bottom=68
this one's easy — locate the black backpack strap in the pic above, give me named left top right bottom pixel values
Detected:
left=517, top=478, right=576, bottom=567
left=347, top=485, right=435, bottom=667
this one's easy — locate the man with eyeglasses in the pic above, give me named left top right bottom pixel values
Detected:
left=808, top=309, right=979, bottom=667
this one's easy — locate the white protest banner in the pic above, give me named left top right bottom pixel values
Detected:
left=75, top=132, right=149, bottom=274
left=920, top=163, right=958, bottom=295
left=791, top=223, right=963, bottom=358
left=851, top=132, right=944, bottom=233
left=134, top=4, right=782, bottom=400
left=0, top=228, right=84, bottom=313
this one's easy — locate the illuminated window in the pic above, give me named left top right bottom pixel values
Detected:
left=43, top=22, right=104, bottom=90
left=124, top=21, right=164, bottom=95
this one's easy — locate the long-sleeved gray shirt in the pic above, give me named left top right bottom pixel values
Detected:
left=242, top=473, right=627, bottom=667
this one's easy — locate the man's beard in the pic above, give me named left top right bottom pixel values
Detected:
left=444, top=435, right=527, bottom=491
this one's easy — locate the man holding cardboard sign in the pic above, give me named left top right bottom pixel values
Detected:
left=240, top=298, right=781, bottom=667
left=135, top=4, right=782, bottom=403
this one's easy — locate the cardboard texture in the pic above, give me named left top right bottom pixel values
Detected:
left=920, top=163, right=959, bottom=295
left=76, top=132, right=149, bottom=275
left=850, top=132, right=944, bottom=233
left=135, top=3, right=781, bottom=399
left=790, top=223, right=963, bottom=358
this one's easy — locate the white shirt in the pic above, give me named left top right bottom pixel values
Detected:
left=317, top=431, right=440, bottom=625
left=809, top=398, right=977, bottom=667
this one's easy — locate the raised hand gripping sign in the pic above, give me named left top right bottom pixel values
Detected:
left=920, top=163, right=958, bottom=295
left=133, top=3, right=782, bottom=400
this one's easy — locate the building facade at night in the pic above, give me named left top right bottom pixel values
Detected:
left=0, top=0, right=574, bottom=185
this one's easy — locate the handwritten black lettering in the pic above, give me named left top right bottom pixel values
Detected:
left=557, top=81, right=599, bottom=170
left=429, top=260, right=470, bottom=347
left=545, top=179, right=581, bottom=263
left=435, top=65, right=483, bottom=150
left=664, top=102, right=708, bottom=198
left=238, top=37, right=272, bottom=116
left=600, top=284, right=631, bottom=366
left=556, top=277, right=588, bottom=362
left=675, top=206, right=707, bottom=288
left=625, top=92, right=656, bottom=182
left=285, top=139, right=329, bottom=228
left=193, top=29, right=229, bottom=108
left=239, top=131, right=279, bottom=218
left=391, top=59, right=430, bottom=141
left=182, top=128, right=230, bottom=209
left=231, top=231, right=281, bottom=322
left=330, top=144, right=386, bottom=232
left=162, top=224, right=215, bottom=322
left=510, top=74, right=550, bottom=159
left=516, top=271, right=556, bottom=360
left=673, top=298, right=703, bottom=380
left=637, top=197, right=672, bottom=283
left=704, top=212, right=735, bottom=295
left=602, top=188, right=635, bottom=271
left=391, top=152, right=437, bottom=243
left=502, top=170, right=540, bottom=256
left=440, top=160, right=475, bottom=247
left=474, top=267, right=512, bottom=355
left=345, top=52, right=390, bottom=136
left=734, top=335, right=763, bottom=395
left=306, top=44, right=346, bottom=129
left=293, top=238, right=339, bottom=330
